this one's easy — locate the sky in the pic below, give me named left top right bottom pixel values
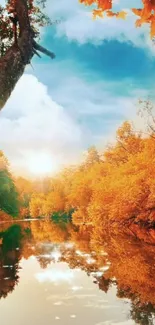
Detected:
left=0, top=0, right=155, bottom=177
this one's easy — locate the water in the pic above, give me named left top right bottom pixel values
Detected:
left=0, top=220, right=155, bottom=325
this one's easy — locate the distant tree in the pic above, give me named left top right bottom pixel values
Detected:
left=0, top=151, right=19, bottom=217
left=15, top=176, right=34, bottom=218
left=85, top=146, right=100, bottom=166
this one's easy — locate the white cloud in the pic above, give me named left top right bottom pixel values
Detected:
left=0, top=74, right=83, bottom=176
left=44, top=0, right=154, bottom=55
left=0, top=70, right=150, bottom=176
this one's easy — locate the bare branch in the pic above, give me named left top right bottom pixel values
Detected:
left=33, top=40, right=55, bottom=59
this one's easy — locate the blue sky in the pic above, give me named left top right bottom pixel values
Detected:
left=0, top=0, right=155, bottom=177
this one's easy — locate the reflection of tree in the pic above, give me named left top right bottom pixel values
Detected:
left=35, top=244, right=54, bottom=269
left=0, top=224, right=22, bottom=299
left=130, top=302, right=155, bottom=325
left=36, top=255, right=51, bottom=269
left=0, top=257, right=19, bottom=299
left=93, top=276, right=113, bottom=293
left=101, top=234, right=155, bottom=306
left=69, top=225, right=91, bottom=253
left=0, top=219, right=155, bottom=324
left=58, top=225, right=155, bottom=324
left=60, top=246, right=98, bottom=276
left=28, top=221, right=155, bottom=313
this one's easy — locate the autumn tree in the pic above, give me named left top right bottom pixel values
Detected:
left=84, top=146, right=100, bottom=167
left=29, top=193, right=45, bottom=218
left=138, top=99, right=155, bottom=138
left=15, top=176, right=34, bottom=218
left=60, top=106, right=155, bottom=232
left=29, top=187, right=66, bottom=218
left=0, top=0, right=56, bottom=110
left=25, top=103, right=155, bottom=233
left=42, top=191, right=65, bottom=217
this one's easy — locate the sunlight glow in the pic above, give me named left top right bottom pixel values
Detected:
left=26, top=152, right=57, bottom=176
left=50, top=250, right=61, bottom=262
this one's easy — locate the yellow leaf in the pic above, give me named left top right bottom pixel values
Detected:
left=117, top=11, right=127, bottom=20
left=93, top=9, right=104, bottom=19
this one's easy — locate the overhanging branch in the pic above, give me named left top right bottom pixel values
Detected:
left=33, top=40, right=55, bottom=59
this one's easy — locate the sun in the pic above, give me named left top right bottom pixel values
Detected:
left=26, top=152, right=56, bottom=177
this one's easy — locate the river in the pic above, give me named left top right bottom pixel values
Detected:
left=0, top=219, right=155, bottom=325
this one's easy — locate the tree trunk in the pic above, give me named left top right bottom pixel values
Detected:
left=0, top=0, right=34, bottom=110
left=0, top=0, right=55, bottom=110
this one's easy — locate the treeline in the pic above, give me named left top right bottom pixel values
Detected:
left=0, top=152, right=19, bottom=219
left=0, top=101, right=155, bottom=232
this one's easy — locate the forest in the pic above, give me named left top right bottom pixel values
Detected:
left=0, top=101, right=155, bottom=243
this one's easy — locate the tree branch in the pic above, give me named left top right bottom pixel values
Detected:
left=33, top=40, right=55, bottom=59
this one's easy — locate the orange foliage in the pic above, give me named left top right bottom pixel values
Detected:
left=62, top=116, right=155, bottom=233
left=29, top=193, right=45, bottom=218
left=15, top=177, right=34, bottom=218
left=0, top=211, right=12, bottom=222
left=2, top=102, right=155, bottom=244
left=29, top=187, right=66, bottom=218
left=30, top=220, right=68, bottom=243
left=19, top=104, right=155, bottom=237
left=79, top=0, right=155, bottom=38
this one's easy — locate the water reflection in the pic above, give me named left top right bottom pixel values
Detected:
left=0, top=220, right=155, bottom=325
left=0, top=225, right=22, bottom=299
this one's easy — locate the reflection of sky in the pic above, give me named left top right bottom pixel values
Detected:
left=0, top=256, right=135, bottom=325
left=35, top=263, right=75, bottom=284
